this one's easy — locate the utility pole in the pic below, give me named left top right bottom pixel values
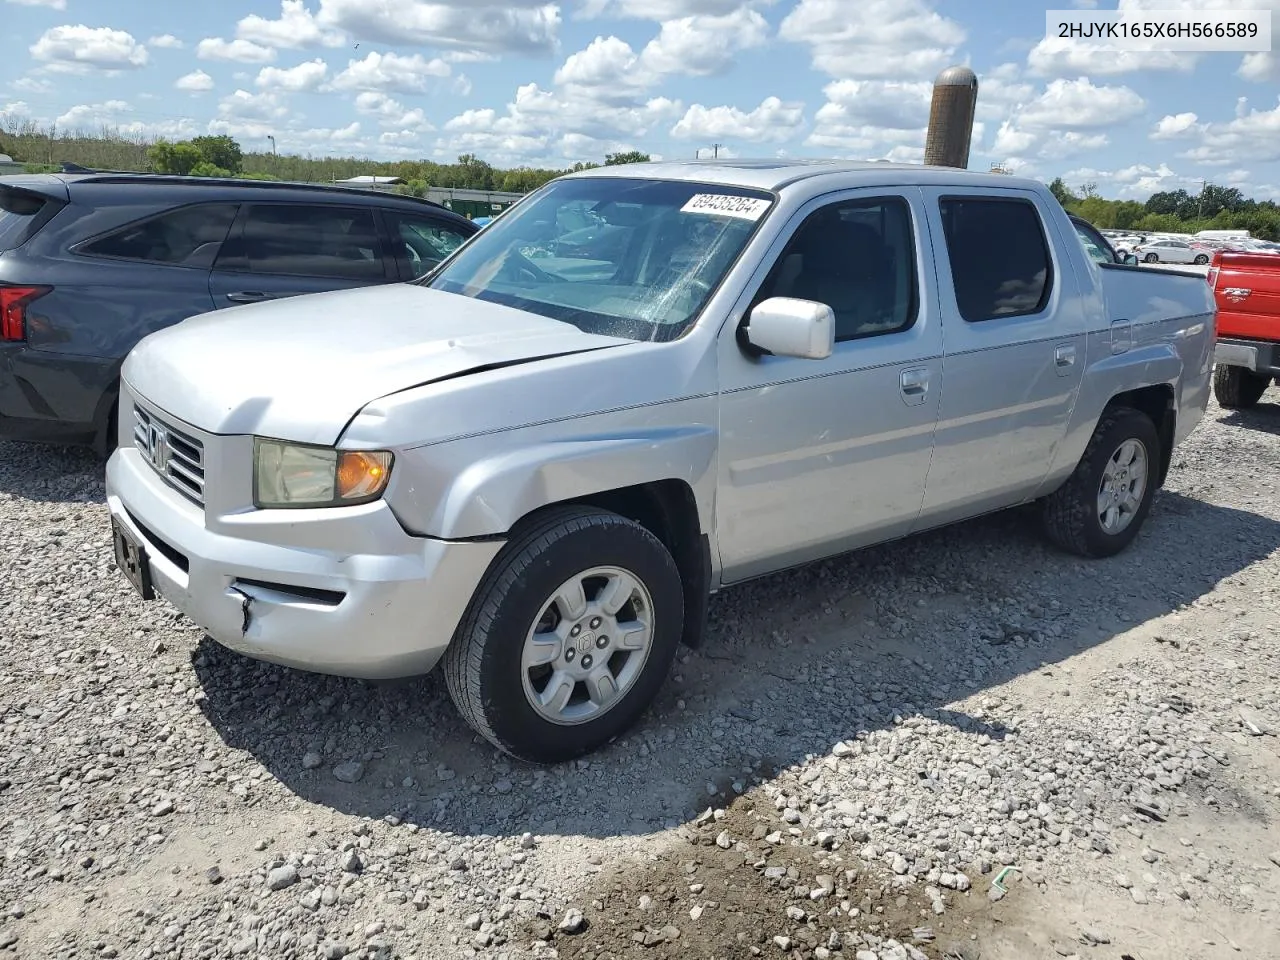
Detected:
left=267, top=134, right=276, bottom=156
left=1197, top=178, right=1207, bottom=222
left=712, top=143, right=722, bottom=159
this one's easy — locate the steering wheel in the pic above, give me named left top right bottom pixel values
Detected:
left=505, top=248, right=564, bottom=283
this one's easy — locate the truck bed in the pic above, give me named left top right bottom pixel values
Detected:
left=1211, top=252, right=1280, bottom=343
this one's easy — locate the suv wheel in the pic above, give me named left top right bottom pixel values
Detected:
left=1213, top=364, right=1269, bottom=409
left=1041, top=407, right=1160, bottom=558
left=443, top=505, right=684, bottom=763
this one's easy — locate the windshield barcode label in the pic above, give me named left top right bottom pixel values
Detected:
left=680, top=194, right=771, bottom=221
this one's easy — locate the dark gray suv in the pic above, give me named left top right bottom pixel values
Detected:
left=0, top=173, right=478, bottom=453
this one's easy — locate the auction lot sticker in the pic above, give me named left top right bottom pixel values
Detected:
left=681, top=194, right=772, bottom=221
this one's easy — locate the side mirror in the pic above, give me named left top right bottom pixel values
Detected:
left=743, top=297, right=834, bottom=360
left=1122, top=254, right=1138, bottom=265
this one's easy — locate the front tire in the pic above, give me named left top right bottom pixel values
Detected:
left=443, top=506, right=684, bottom=763
left=1041, top=408, right=1160, bottom=558
left=1213, top=364, right=1269, bottom=409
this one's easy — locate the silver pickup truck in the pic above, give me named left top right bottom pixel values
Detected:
left=105, top=160, right=1215, bottom=763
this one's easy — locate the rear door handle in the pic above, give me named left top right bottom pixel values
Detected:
left=226, top=291, right=274, bottom=304
left=900, top=367, right=930, bottom=406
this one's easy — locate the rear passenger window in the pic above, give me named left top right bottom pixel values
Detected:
left=939, top=197, right=1052, bottom=322
left=755, top=196, right=917, bottom=342
left=228, top=204, right=385, bottom=280
left=80, top=204, right=238, bottom=265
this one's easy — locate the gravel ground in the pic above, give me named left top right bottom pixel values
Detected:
left=2, top=390, right=1280, bottom=960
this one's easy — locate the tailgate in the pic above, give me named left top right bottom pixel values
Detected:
left=1213, top=253, right=1280, bottom=342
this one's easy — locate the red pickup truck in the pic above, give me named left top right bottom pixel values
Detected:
left=1210, top=251, right=1280, bottom=408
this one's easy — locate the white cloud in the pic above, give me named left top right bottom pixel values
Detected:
left=256, top=59, right=329, bottom=92
left=5, top=0, right=67, bottom=8
left=353, top=91, right=434, bottom=130
left=1151, top=112, right=1201, bottom=140
left=993, top=122, right=1037, bottom=155
left=380, top=129, right=423, bottom=146
left=780, top=0, right=965, bottom=79
left=582, top=0, right=772, bottom=17
left=1176, top=97, right=1280, bottom=165
left=639, top=8, right=769, bottom=77
left=175, top=70, right=215, bottom=94
left=149, top=34, right=183, bottom=49
left=238, top=1, right=345, bottom=49
left=1016, top=78, right=1145, bottom=129
left=1239, top=52, right=1278, bottom=83
left=1026, top=39, right=1196, bottom=77
left=217, top=89, right=289, bottom=124
left=197, top=37, right=277, bottom=64
left=30, top=25, right=149, bottom=73
left=1061, top=162, right=1198, bottom=199
left=0, top=101, right=31, bottom=117
left=329, top=51, right=451, bottom=95
left=671, top=96, right=805, bottom=143
left=11, top=75, right=54, bottom=95
left=54, top=99, right=131, bottom=130
left=554, top=36, right=651, bottom=104
left=317, top=0, right=561, bottom=56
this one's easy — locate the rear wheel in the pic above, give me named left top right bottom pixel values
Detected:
left=1193, top=254, right=1209, bottom=265
left=1213, top=364, right=1270, bottom=409
left=1041, top=407, right=1160, bottom=558
left=1144, top=253, right=1159, bottom=263
left=443, top=505, right=684, bottom=763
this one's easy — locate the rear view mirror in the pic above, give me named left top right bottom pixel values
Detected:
left=743, top=297, right=834, bottom=360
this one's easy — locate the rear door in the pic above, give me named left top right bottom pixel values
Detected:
left=208, top=202, right=392, bottom=308
left=914, top=188, right=1087, bottom=528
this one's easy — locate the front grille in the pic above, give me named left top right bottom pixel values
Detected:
left=133, top=404, right=206, bottom=507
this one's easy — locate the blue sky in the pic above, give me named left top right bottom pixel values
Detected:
left=1, top=0, right=1278, bottom=200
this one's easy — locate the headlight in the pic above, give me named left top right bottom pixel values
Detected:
left=254, top=439, right=393, bottom=508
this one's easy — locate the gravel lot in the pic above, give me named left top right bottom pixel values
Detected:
left=2, top=390, right=1279, bottom=960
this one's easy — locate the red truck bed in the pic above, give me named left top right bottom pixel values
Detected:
left=1210, top=251, right=1280, bottom=408
left=1210, top=251, right=1280, bottom=342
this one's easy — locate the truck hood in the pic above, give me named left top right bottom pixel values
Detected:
left=122, top=283, right=632, bottom=445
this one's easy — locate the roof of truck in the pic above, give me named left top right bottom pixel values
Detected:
left=564, top=158, right=1043, bottom=194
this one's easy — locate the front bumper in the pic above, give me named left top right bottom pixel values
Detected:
left=105, top=443, right=504, bottom=679
left=1215, top=338, right=1280, bottom=377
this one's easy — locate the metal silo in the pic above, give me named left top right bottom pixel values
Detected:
left=923, top=65, right=978, bottom=169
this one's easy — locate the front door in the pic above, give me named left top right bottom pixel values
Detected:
left=914, top=188, right=1087, bottom=528
left=716, top=188, right=944, bottom=583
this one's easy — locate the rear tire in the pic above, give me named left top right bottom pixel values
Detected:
left=1213, top=364, right=1269, bottom=409
left=1193, top=254, right=1209, bottom=265
left=1041, top=407, right=1160, bottom=558
left=1144, top=253, right=1159, bottom=263
left=443, top=505, right=684, bottom=764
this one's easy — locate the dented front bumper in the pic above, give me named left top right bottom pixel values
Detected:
left=104, top=443, right=503, bottom=679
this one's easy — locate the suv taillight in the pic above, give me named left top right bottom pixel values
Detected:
left=0, top=285, right=51, bottom=342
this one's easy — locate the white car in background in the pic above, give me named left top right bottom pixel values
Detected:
left=1135, top=239, right=1209, bottom=265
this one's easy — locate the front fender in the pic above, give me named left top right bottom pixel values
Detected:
left=389, top=421, right=718, bottom=540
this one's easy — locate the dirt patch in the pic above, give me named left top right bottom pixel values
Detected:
left=527, top=795, right=989, bottom=959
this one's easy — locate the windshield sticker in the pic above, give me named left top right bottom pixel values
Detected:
left=680, top=194, right=771, bottom=221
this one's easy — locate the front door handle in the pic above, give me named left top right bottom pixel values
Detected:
left=1054, top=344, right=1077, bottom=368
left=226, top=291, right=274, bottom=304
left=900, top=367, right=930, bottom=406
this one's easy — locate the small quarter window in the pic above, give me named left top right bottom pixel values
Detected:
left=80, top=203, right=238, bottom=265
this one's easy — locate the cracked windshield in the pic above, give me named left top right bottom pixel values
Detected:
left=426, top=178, right=773, bottom=341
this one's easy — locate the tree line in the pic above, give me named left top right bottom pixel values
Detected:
left=0, top=119, right=652, bottom=196
left=1050, top=177, right=1280, bottom=241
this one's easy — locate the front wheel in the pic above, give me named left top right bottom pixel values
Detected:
left=1193, top=254, right=1209, bottom=265
left=1144, top=253, right=1159, bottom=263
left=1041, top=408, right=1160, bottom=558
left=443, top=506, right=684, bottom=763
left=1213, top=363, right=1270, bottom=409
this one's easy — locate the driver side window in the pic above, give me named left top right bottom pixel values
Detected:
left=754, top=197, right=918, bottom=342
left=387, top=212, right=472, bottom=279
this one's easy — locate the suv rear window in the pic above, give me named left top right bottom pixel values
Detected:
left=80, top=203, right=239, bottom=265
left=939, top=197, right=1052, bottom=322
left=0, top=186, right=63, bottom=252
left=221, top=204, right=386, bottom=280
